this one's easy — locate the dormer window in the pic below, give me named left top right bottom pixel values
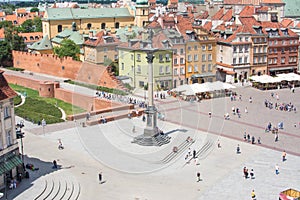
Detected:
left=87, top=23, right=92, bottom=30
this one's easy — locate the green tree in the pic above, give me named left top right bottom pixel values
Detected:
left=18, top=19, right=34, bottom=33
left=0, top=21, right=12, bottom=29
left=0, top=41, right=12, bottom=66
left=53, top=39, right=80, bottom=60
left=30, top=7, right=39, bottom=12
left=33, top=17, right=42, bottom=32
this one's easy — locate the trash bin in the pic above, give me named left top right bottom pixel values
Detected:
left=25, top=171, right=29, bottom=178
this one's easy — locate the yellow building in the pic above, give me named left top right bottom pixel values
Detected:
left=134, top=0, right=149, bottom=27
left=42, top=7, right=135, bottom=39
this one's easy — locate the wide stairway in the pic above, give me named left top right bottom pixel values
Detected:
left=16, top=172, right=80, bottom=200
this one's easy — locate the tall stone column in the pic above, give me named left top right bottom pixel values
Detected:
left=144, top=52, right=158, bottom=136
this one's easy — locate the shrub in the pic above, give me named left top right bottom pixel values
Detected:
left=14, top=95, right=22, bottom=106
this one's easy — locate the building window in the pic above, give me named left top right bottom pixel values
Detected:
left=245, top=37, right=249, bottom=42
left=194, top=54, right=198, bottom=61
left=57, top=25, right=62, bottom=33
left=233, top=58, right=236, bottom=64
left=174, top=68, right=178, bottom=75
left=274, top=40, right=278, bottom=45
left=254, top=47, right=257, bottom=53
left=187, top=46, right=191, bottom=51
left=239, top=57, right=243, bottom=64
left=159, top=66, right=164, bottom=74
left=187, top=55, right=192, bottom=62
left=202, top=54, right=206, bottom=61
left=137, top=54, right=141, bottom=62
left=115, top=22, right=120, bottom=29
left=173, top=49, right=177, bottom=54
left=239, top=45, right=243, bottom=52
left=159, top=54, right=164, bottom=62
left=137, top=65, right=141, bottom=73
left=194, top=64, right=198, bottom=72
left=180, top=67, right=185, bottom=75
left=166, top=66, right=170, bottom=74
left=208, top=44, right=212, bottom=50
left=274, top=48, right=277, bottom=53
left=87, top=23, right=92, bottom=30
left=180, top=48, right=184, bottom=54
left=233, top=46, right=237, bottom=53
left=202, top=45, right=206, bottom=51
left=274, top=58, right=277, bottom=64
left=268, top=59, right=272, bottom=64
left=180, top=58, right=184, bottom=64
left=194, top=45, right=198, bottom=50
left=103, top=47, right=108, bottom=52
left=244, top=56, right=248, bottom=64
left=4, top=106, right=10, bottom=118
left=264, top=46, right=267, bottom=53
left=208, top=54, right=212, bottom=61
left=281, top=57, right=285, bottom=63
left=174, top=58, right=178, bottom=65
left=6, top=131, right=12, bottom=146
left=188, top=65, right=192, bottom=73
left=208, top=64, right=212, bottom=72
left=101, top=23, right=106, bottom=29
left=245, top=45, right=249, bottom=52
left=166, top=54, right=170, bottom=62
left=202, top=64, right=206, bottom=72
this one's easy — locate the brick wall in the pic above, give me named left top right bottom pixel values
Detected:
left=12, top=51, right=122, bottom=89
left=4, top=73, right=122, bottom=112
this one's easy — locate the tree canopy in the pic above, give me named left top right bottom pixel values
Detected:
left=53, top=39, right=80, bottom=61
left=18, top=17, right=42, bottom=33
left=30, top=7, right=39, bottom=13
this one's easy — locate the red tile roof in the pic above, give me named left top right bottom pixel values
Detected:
left=216, top=62, right=234, bottom=69
left=0, top=71, right=17, bottom=100
left=222, top=8, right=234, bottom=21
left=175, top=15, right=194, bottom=40
left=0, top=12, right=5, bottom=17
left=240, top=6, right=255, bottom=17
left=256, top=6, right=268, bottom=12
left=84, top=30, right=120, bottom=47
left=195, top=11, right=209, bottom=20
left=16, top=8, right=27, bottom=14
left=211, top=8, right=224, bottom=20
left=203, top=21, right=212, bottom=31
left=147, top=20, right=161, bottom=29
left=149, top=0, right=156, bottom=3
left=281, top=19, right=294, bottom=27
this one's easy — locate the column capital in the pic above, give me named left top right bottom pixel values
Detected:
left=146, top=53, right=155, bottom=64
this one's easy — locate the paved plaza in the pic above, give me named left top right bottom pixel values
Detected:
left=3, top=70, right=300, bottom=200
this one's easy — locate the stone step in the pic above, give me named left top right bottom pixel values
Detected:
left=161, top=140, right=194, bottom=164
left=35, top=179, right=54, bottom=200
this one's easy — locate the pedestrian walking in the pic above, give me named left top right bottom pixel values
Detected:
left=197, top=172, right=201, bottom=182
left=132, top=126, right=136, bottom=133
left=251, top=136, right=255, bottom=144
left=247, top=134, right=250, bottom=142
left=251, top=189, right=256, bottom=200
left=245, top=107, right=248, bottom=113
left=275, top=164, right=279, bottom=175
left=244, top=132, right=247, bottom=141
left=208, top=112, right=212, bottom=118
left=236, top=144, right=241, bottom=154
left=53, top=160, right=57, bottom=169
left=217, top=140, right=221, bottom=148
left=250, top=169, right=255, bottom=179
left=258, top=137, right=261, bottom=144
left=282, top=150, right=287, bottom=162
left=249, top=97, right=252, bottom=103
left=98, top=172, right=102, bottom=183
left=243, top=167, right=248, bottom=179
left=275, top=132, right=279, bottom=142
left=188, top=148, right=191, bottom=156
left=193, top=150, right=196, bottom=159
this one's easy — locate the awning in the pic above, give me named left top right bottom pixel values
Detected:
left=269, top=67, right=296, bottom=71
left=0, top=155, right=23, bottom=175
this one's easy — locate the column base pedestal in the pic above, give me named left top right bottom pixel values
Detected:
left=132, top=133, right=170, bottom=146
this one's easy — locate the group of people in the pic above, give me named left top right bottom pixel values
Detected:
left=264, top=99, right=297, bottom=112
left=243, top=167, right=255, bottom=179
left=95, top=91, right=147, bottom=108
left=243, top=132, right=261, bottom=144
